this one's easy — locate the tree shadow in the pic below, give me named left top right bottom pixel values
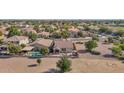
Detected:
left=103, top=54, right=114, bottom=58
left=28, top=64, right=38, bottom=67
left=43, top=68, right=60, bottom=73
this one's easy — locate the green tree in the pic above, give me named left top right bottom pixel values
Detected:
left=85, top=40, right=97, bottom=52
left=8, top=26, right=21, bottom=37
left=99, top=27, right=112, bottom=34
left=40, top=47, right=49, bottom=56
left=27, top=32, right=38, bottom=41
left=56, top=56, right=72, bottom=73
left=83, top=25, right=90, bottom=31
left=20, top=44, right=26, bottom=48
left=111, top=47, right=122, bottom=57
left=119, top=44, right=124, bottom=50
left=61, top=31, right=70, bottom=39
left=33, top=25, right=40, bottom=32
left=0, top=31, right=3, bottom=36
left=77, top=31, right=83, bottom=37
left=37, top=58, right=42, bottom=65
left=51, top=32, right=61, bottom=39
left=8, top=44, right=21, bottom=54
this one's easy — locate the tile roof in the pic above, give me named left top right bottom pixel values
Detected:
left=31, top=39, right=53, bottom=47
left=7, top=36, right=28, bottom=42
left=54, top=40, right=74, bottom=49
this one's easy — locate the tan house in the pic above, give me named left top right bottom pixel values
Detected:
left=68, top=27, right=80, bottom=37
left=30, top=39, right=53, bottom=52
left=22, top=28, right=37, bottom=34
left=30, top=39, right=53, bottom=48
left=52, top=39, right=75, bottom=53
left=38, top=32, right=50, bottom=38
left=6, top=36, right=29, bottom=45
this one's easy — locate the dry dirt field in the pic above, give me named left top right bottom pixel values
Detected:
left=0, top=56, right=123, bottom=73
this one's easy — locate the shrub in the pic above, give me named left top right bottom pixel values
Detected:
left=8, top=44, right=22, bottom=54
left=8, top=26, right=21, bottom=37
left=92, top=36, right=99, bottom=41
left=20, top=44, right=26, bottom=48
left=119, top=44, right=124, bottom=50
left=111, top=47, right=122, bottom=57
left=40, top=47, right=49, bottom=56
left=37, top=58, right=42, bottom=65
left=113, top=42, right=120, bottom=46
left=108, top=37, right=113, bottom=43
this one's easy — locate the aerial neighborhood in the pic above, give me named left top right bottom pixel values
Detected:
left=1, top=20, right=124, bottom=72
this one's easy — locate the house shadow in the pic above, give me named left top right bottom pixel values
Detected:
left=28, top=64, right=38, bottom=67
left=0, top=55, right=12, bottom=59
left=43, top=68, right=60, bottom=73
left=78, top=50, right=87, bottom=53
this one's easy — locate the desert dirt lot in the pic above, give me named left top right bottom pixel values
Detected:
left=0, top=42, right=124, bottom=73
left=0, top=56, right=124, bottom=73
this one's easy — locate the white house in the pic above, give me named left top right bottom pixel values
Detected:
left=6, top=36, right=29, bottom=45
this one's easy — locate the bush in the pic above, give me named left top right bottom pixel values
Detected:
left=119, top=44, right=124, bottom=50
left=92, top=36, right=99, bottom=41
left=111, top=47, right=122, bottom=56
left=37, top=58, right=42, bottom=65
left=8, top=26, right=21, bottom=37
left=8, top=44, right=22, bottom=54
left=20, top=44, right=26, bottom=48
left=117, top=55, right=124, bottom=60
left=113, top=42, right=120, bottom=46
left=40, top=47, right=49, bottom=56
left=91, top=51, right=101, bottom=55
left=108, top=37, right=113, bottom=43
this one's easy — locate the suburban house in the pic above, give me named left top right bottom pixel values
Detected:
left=21, top=46, right=34, bottom=52
left=38, top=31, right=50, bottom=38
left=68, top=27, right=80, bottom=38
left=22, top=28, right=37, bottom=34
left=21, top=45, right=34, bottom=56
left=30, top=38, right=53, bottom=52
left=52, top=39, right=76, bottom=53
left=6, top=36, right=29, bottom=45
